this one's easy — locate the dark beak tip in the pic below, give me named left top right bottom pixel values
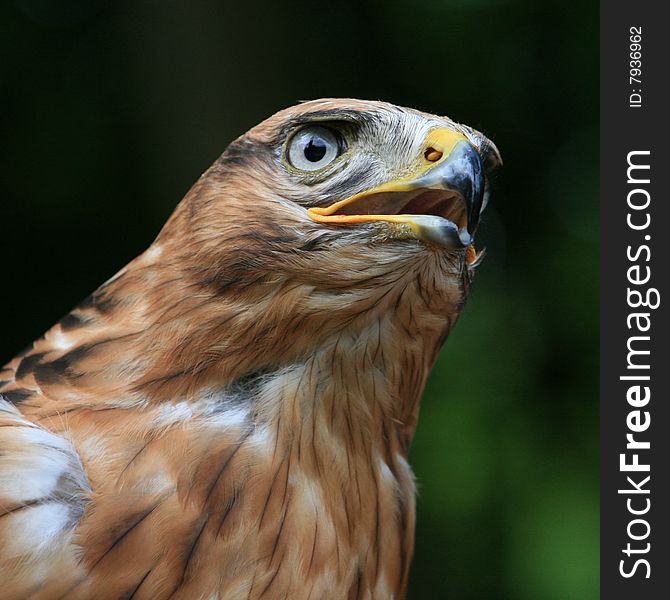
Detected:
left=448, top=141, right=485, bottom=236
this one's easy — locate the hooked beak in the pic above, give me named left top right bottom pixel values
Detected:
left=307, top=127, right=487, bottom=250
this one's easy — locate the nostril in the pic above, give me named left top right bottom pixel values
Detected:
left=424, top=147, right=443, bottom=162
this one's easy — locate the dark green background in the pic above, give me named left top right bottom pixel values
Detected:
left=1, top=1, right=598, bottom=598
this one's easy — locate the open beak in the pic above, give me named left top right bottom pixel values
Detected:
left=307, top=127, right=486, bottom=251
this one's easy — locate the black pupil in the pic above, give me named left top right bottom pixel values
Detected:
left=304, top=136, right=328, bottom=162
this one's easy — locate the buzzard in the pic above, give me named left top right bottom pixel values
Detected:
left=0, top=99, right=499, bottom=599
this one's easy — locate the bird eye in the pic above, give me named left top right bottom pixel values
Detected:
left=287, top=126, right=342, bottom=171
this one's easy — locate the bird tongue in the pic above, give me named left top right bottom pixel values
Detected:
left=333, top=189, right=468, bottom=230
left=332, top=190, right=423, bottom=216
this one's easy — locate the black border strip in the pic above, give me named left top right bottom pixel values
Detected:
left=601, top=2, right=670, bottom=598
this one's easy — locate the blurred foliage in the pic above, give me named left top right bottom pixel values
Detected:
left=0, top=0, right=598, bottom=598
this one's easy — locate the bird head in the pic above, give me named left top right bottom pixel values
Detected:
left=253, top=99, right=498, bottom=250
left=162, top=99, right=500, bottom=300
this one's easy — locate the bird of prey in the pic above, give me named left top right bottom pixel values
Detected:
left=0, top=99, right=499, bottom=600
